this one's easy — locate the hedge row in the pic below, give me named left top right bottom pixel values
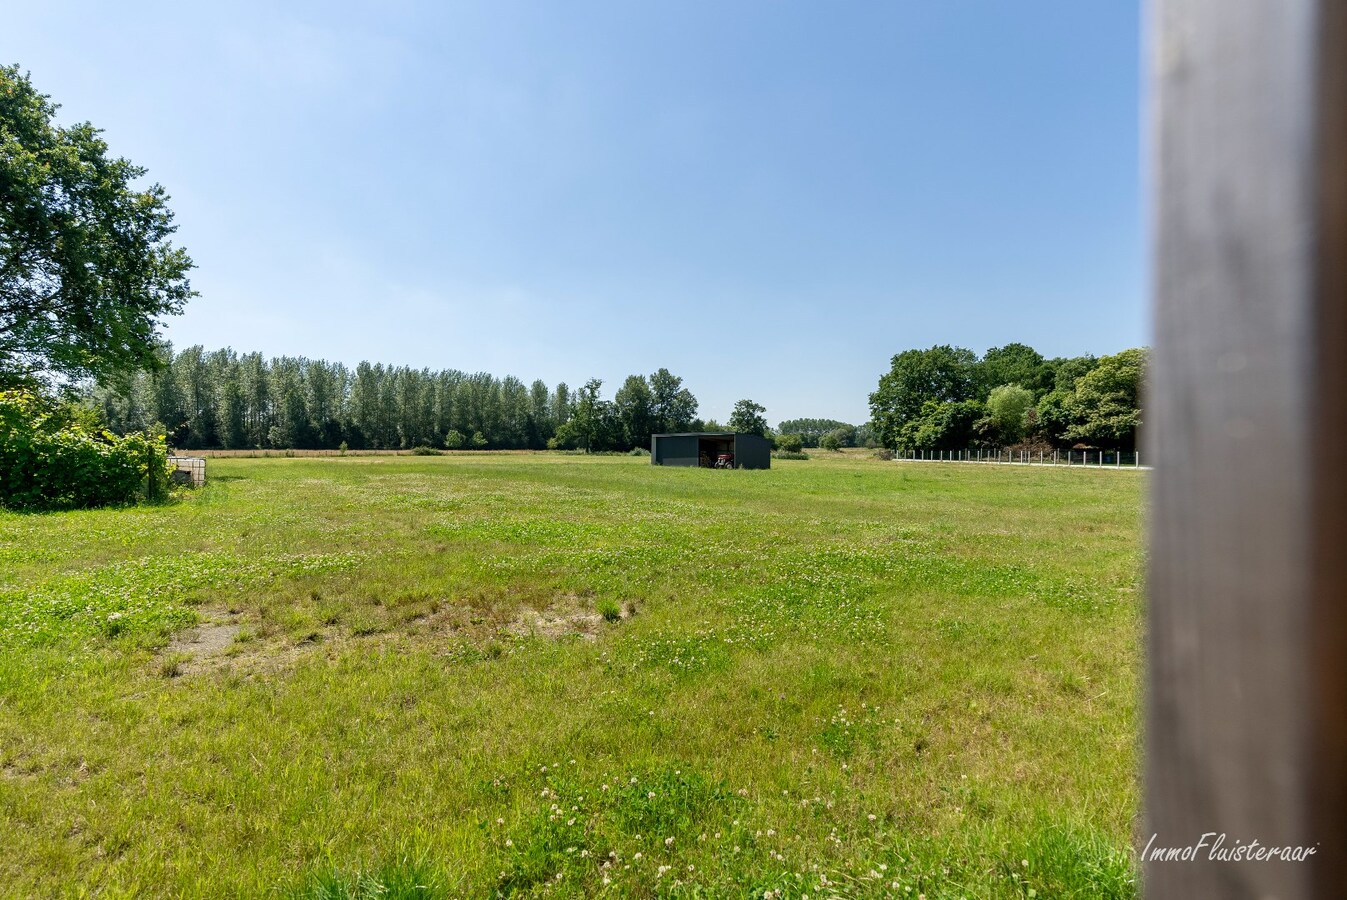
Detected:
left=0, top=391, right=170, bottom=511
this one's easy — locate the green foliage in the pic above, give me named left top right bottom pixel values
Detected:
left=776, top=418, right=853, bottom=448
left=0, top=390, right=169, bottom=511
left=613, top=374, right=655, bottom=450
left=556, top=379, right=605, bottom=452
left=869, top=345, right=979, bottom=448
left=774, top=432, right=804, bottom=453
left=979, top=343, right=1051, bottom=396
left=0, top=66, right=194, bottom=387
left=985, top=383, right=1036, bottom=445
left=728, top=399, right=768, bottom=436
left=821, top=425, right=856, bottom=449
left=1048, top=354, right=1100, bottom=393
left=596, top=597, right=622, bottom=622
left=648, top=367, right=698, bottom=434
left=470, top=431, right=488, bottom=449
left=93, top=348, right=706, bottom=455
left=409, top=446, right=442, bottom=456
left=873, top=344, right=1144, bottom=450
left=772, top=450, right=810, bottom=460
left=1060, top=349, right=1146, bottom=449
left=897, top=399, right=987, bottom=451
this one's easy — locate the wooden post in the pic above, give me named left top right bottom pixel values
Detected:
left=1148, top=0, right=1347, bottom=895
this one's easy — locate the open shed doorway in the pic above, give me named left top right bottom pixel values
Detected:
left=697, top=435, right=735, bottom=468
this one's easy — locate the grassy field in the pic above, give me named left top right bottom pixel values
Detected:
left=0, top=452, right=1142, bottom=898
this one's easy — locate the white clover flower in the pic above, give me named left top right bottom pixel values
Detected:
left=665, top=837, right=674, bottom=846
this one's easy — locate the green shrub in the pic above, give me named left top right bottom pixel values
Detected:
left=772, top=450, right=810, bottom=460
left=775, top=433, right=804, bottom=453
left=409, top=446, right=443, bottom=456
left=627, top=447, right=648, bottom=457
left=0, top=390, right=170, bottom=511
left=443, top=430, right=465, bottom=450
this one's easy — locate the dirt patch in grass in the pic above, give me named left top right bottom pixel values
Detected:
left=506, top=595, right=619, bottom=641
left=164, top=613, right=241, bottom=674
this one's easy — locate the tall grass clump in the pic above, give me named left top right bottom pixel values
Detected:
left=287, top=855, right=449, bottom=900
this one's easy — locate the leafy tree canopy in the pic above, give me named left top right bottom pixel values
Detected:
left=978, top=343, right=1050, bottom=396
left=729, top=399, right=768, bottom=436
left=777, top=418, right=853, bottom=447
left=1061, top=348, right=1146, bottom=449
left=648, top=368, right=697, bottom=434
left=868, top=345, right=978, bottom=448
left=1, top=66, right=193, bottom=388
left=984, top=383, right=1035, bottom=444
left=898, top=399, right=986, bottom=451
left=613, top=374, right=655, bottom=449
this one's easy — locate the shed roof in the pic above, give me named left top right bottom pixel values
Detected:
left=653, top=432, right=765, bottom=439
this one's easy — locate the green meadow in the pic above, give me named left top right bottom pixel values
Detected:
left=0, top=453, right=1142, bottom=899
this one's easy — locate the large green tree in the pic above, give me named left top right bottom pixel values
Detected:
left=729, top=399, right=768, bottom=436
left=1, top=66, right=193, bottom=388
left=614, top=374, right=655, bottom=450
left=984, top=383, right=1035, bottom=445
left=869, top=345, right=978, bottom=448
left=648, top=368, right=698, bottom=434
left=1061, top=348, right=1146, bottom=449
left=978, top=343, right=1050, bottom=396
left=897, top=399, right=986, bottom=451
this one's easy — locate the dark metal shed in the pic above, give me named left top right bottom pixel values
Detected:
left=650, top=432, right=772, bottom=469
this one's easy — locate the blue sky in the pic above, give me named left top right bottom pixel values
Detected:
left=8, top=1, right=1143, bottom=425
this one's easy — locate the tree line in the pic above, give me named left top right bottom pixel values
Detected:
left=88, top=345, right=724, bottom=452
left=868, top=343, right=1146, bottom=451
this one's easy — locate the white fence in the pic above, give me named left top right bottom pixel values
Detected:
left=895, top=448, right=1146, bottom=469
left=166, top=456, right=206, bottom=487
